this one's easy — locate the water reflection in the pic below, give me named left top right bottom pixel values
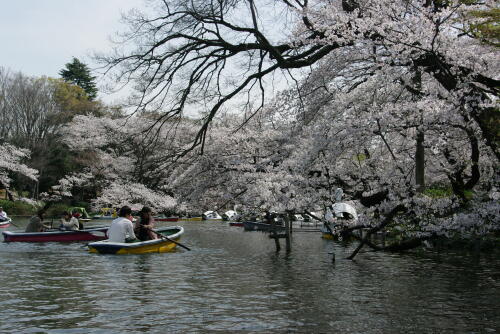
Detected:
left=0, top=220, right=499, bottom=333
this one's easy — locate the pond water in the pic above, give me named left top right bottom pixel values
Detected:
left=0, top=219, right=499, bottom=333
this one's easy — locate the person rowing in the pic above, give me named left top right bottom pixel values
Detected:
left=135, top=206, right=158, bottom=241
left=107, top=206, right=137, bottom=243
left=25, top=209, right=51, bottom=232
left=59, top=211, right=79, bottom=231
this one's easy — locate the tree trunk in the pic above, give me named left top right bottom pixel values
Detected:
left=415, top=128, right=425, bottom=192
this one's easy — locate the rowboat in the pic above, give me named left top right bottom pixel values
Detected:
left=2, top=226, right=108, bottom=242
left=243, top=221, right=285, bottom=232
left=181, top=217, right=202, bottom=221
left=229, top=222, right=244, bottom=227
left=87, top=226, right=184, bottom=255
left=0, top=218, right=12, bottom=228
left=154, top=216, right=179, bottom=222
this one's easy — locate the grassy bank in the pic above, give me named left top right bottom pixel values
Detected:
left=0, top=199, right=38, bottom=216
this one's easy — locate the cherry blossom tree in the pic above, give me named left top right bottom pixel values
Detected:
left=0, top=143, right=38, bottom=200
left=57, top=0, right=498, bottom=257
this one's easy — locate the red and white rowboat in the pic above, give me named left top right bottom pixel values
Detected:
left=2, top=226, right=108, bottom=242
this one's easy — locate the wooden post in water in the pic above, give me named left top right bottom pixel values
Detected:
left=270, top=214, right=281, bottom=252
left=284, top=212, right=291, bottom=252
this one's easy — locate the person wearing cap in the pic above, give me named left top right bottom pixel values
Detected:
left=0, top=207, right=8, bottom=222
left=135, top=206, right=158, bottom=241
left=107, top=206, right=137, bottom=243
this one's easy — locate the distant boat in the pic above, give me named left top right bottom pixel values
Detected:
left=222, top=210, right=239, bottom=221
left=181, top=217, right=202, bottom=221
left=93, top=208, right=117, bottom=220
left=321, top=202, right=358, bottom=239
left=3, top=226, right=108, bottom=242
left=87, top=226, right=184, bottom=254
left=202, top=211, right=223, bottom=221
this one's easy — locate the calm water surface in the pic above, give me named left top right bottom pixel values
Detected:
left=0, top=219, right=499, bottom=333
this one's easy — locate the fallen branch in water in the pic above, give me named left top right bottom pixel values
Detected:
left=347, top=204, right=406, bottom=260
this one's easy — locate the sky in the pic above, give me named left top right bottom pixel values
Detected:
left=0, top=0, right=145, bottom=104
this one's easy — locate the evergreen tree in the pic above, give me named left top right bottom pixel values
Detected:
left=59, top=57, right=98, bottom=100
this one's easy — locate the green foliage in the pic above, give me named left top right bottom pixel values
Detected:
left=355, top=153, right=367, bottom=162
left=0, top=199, right=39, bottom=216
left=45, top=203, right=72, bottom=218
left=463, top=189, right=474, bottom=200
left=59, top=57, right=98, bottom=100
left=466, top=7, right=500, bottom=47
left=424, top=186, right=454, bottom=198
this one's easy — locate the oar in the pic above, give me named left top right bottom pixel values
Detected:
left=147, top=228, right=191, bottom=251
left=7, top=219, right=20, bottom=228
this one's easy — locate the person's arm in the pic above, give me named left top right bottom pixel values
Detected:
left=126, top=221, right=137, bottom=240
left=38, top=219, right=51, bottom=231
left=71, top=217, right=80, bottom=230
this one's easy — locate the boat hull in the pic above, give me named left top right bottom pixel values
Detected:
left=2, top=227, right=108, bottom=242
left=0, top=218, right=11, bottom=228
left=243, top=221, right=285, bottom=232
left=181, top=217, right=202, bottom=221
left=229, top=222, right=243, bottom=227
left=88, top=226, right=184, bottom=255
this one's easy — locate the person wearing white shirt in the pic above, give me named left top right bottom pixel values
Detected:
left=60, top=212, right=79, bottom=230
left=107, top=206, right=137, bottom=243
left=0, top=207, right=8, bottom=222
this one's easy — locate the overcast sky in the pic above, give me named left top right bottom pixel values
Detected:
left=0, top=0, right=144, bottom=104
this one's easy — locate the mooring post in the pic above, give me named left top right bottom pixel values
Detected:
left=270, top=214, right=281, bottom=252
left=285, top=212, right=291, bottom=252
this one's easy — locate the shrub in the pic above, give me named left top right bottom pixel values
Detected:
left=0, top=199, right=39, bottom=216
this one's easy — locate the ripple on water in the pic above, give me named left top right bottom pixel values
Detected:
left=0, top=221, right=499, bottom=333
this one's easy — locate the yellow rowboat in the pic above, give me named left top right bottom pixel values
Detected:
left=181, top=217, right=202, bottom=221
left=88, top=226, right=184, bottom=255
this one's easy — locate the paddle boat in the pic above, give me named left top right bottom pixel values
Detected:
left=2, top=226, right=109, bottom=242
left=0, top=218, right=12, bottom=228
left=92, top=208, right=117, bottom=220
left=202, top=211, right=223, bottom=221
left=293, top=214, right=304, bottom=222
left=222, top=210, right=240, bottom=221
left=69, top=207, right=91, bottom=219
left=321, top=202, right=358, bottom=240
left=87, top=226, right=184, bottom=255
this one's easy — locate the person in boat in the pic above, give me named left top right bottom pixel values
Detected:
left=0, top=207, right=8, bottom=222
left=135, top=206, right=158, bottom=241
left=25, top=209, right=51, bottom=232
left=107, top=206, right=137, bottom=243
left=59, top=211, right=79, bottom=231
